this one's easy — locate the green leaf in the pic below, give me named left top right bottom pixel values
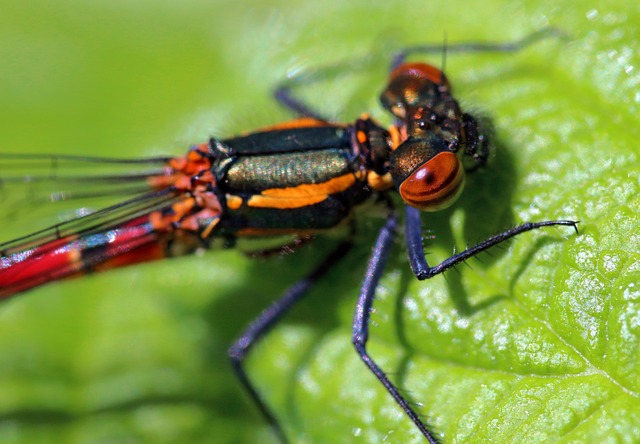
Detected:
left=0, top=1, right=638, bottom=443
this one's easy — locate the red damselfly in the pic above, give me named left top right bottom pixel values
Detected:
left=0, top=29, right=577, bottom=443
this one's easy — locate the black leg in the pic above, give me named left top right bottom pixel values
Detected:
left=274, top=85, right=328, bottom=120
left=404, top=205, right=579, bottom=280
left=229, top=238, right=353, bottom=443
left=352, top=211, right=439, bottom=443
left=274, top=57, right=367, bottom=120
left=390, top=27, right=566, bottom=70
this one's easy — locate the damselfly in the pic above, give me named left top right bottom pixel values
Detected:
left=0, top=29, right=577, bottom=443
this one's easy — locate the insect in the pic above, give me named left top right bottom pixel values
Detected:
left=0, top=29, right=577, bottom=442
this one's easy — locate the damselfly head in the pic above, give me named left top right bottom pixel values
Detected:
left=380, top=62, right=467, bottom=152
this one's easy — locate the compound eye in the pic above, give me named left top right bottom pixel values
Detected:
left=388, top=62, right=450, bottom=89
left=398, top=152, right=464, bottom=211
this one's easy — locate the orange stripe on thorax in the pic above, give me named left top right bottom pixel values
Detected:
left=247, top=171, right=363, bottom=209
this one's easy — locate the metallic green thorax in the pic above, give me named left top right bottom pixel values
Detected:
left=210, top=123, right=382, bottom=235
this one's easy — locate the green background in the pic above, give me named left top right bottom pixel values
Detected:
left=1, top=1, right=638, bottom=443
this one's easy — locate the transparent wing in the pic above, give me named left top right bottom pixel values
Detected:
left=0, top=153, right=179, bottom=253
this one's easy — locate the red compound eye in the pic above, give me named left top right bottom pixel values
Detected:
left=398, top=151, right=464, bottom=211
left=388, top=62, right=450, bottom=89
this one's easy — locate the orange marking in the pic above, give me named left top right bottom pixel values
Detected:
left=149, top=212, right=165, bottom=231
left=226, top=195, right=243, bottom=210
left=367, top=171, right=393, bottom=191
left=247, top=173, right=360, bottom=209
left=150, top=148, right=215, bottom=192
left=357, top=130, right=367, bottom=144
left=388, top=125, right=404, bottom=150
left=195, top=142, right=210, bottom=152
left=248, top=193, right=326, bottom=209
left=200, top=217, right=220, bottom=239
left=251, top=117, right=339, bottom=133
left=169, top=156, right=187, bottom=170
left=68, top=248, right=83, bottom=270
left=187, top=149, right=202, bottom=161
left=172, top=198, right=196, bottom=219
left=174, top=175, right=192, bottom=190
